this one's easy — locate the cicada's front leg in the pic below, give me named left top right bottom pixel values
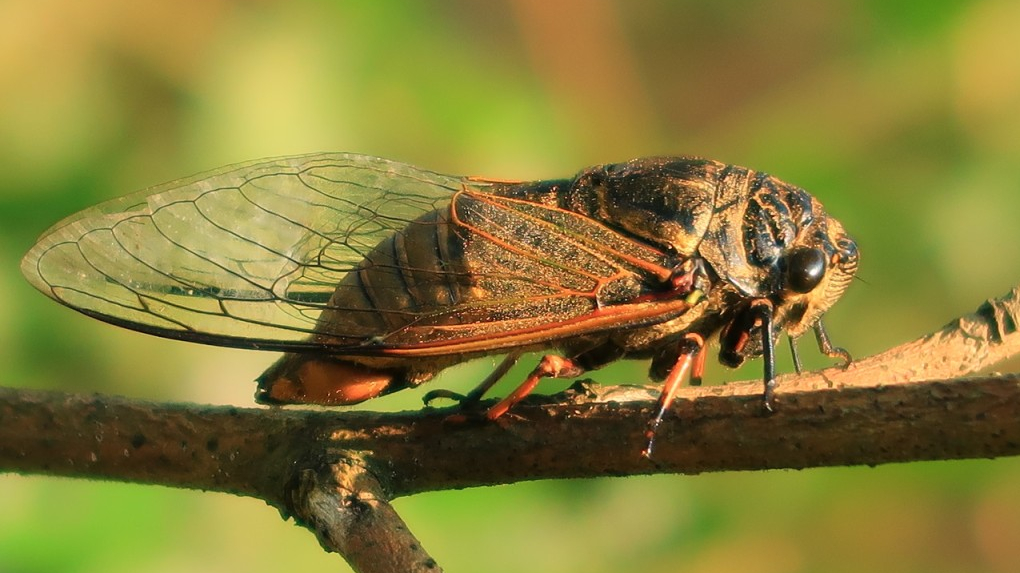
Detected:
left=718, top=298, right=778, bottom=412
left=752, top=299, right=777, bottom=412
left=814, top=320, right=852, bottom=367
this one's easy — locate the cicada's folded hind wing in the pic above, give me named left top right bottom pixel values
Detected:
left=20, top=153, right=470, bottom=351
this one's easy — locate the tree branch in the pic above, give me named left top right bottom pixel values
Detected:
left=3, top=286, right=1020, bottom=572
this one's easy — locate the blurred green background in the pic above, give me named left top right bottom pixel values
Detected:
left=3, top=1, right=1020, bottom=572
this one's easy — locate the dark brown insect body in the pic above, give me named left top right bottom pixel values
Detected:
left=21, top=154, right=857, bottom=454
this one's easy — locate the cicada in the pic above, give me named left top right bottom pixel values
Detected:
left=21, top=153, right=858, bottom=455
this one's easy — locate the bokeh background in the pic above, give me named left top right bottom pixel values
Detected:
left=4, top=1, right=1020, bottom=572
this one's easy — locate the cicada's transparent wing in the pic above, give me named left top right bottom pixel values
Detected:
left=20, top=153, right=470, bottom=349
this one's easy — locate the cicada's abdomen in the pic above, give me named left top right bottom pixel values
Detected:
left=306, top=174, right=685, bottom=352
left=257, top=206, right=476, bottom=404
left=315, top=208, right=471, bottom=340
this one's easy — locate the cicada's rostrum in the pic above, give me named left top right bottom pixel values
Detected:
left=21, top=154, right=858, bottom=455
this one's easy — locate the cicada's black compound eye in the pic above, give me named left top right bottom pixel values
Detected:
left=784, top=246, right=827, bottom=294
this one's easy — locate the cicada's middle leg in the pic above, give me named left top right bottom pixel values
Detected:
left=642, top=333, right=706, bottom=459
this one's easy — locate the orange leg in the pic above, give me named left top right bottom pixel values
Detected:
left=689, top=342, right=708, bottom=387
left=485, top=354, right=585, bottom=420
left=642, top=333, right=705, bottom=459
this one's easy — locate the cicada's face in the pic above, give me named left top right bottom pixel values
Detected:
left=715, top=187, right=858, bottom=367
left=777, top=216, right=858, bottom=339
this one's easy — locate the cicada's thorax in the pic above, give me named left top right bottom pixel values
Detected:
left=512, top=156, right=858, bottom=361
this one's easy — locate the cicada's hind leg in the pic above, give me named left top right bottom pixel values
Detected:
left=485, top=355, right=586, bottom=419
left=642, top=333, right=705, bottom=459
left=423, top=352, right=522, bottom=408
left=483, top=342, right=626, bottom=419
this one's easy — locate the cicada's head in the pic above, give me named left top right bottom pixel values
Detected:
left=770, top=213, right=858, bottom=338
left=708, top=173, right=858, bottom=367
